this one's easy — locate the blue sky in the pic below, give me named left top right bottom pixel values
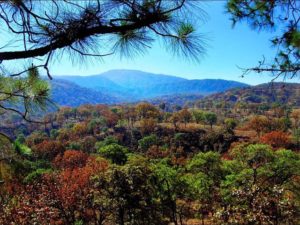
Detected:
left=36, top=2, right=298, bottom=84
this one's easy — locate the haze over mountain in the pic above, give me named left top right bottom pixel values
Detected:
left=49, top=79, right=121, bottom=106
left=53, top=69, right=249, bottom=105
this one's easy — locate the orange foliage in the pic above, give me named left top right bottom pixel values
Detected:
left=0, top=178, right=63, bottom=225
left=33, top=140, right=65, bottom=160
left=72, top=122, right=88, bottom=136
left=53, top=150, right=88, bottom=169
left=139, top=118, right=157, bottom=135
left=57, top=157, right=108, bottom=208
left=146, top=145, right=170, bottom=159
left=135, top=103, right=160, bottom=119
left=247, top=115, right=269, bottom=137
left=260, top=131, right=291, bottom=149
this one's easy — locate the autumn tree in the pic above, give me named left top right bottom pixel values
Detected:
left=291, top=109, right=300, bottom=129
left=247, top=115, right=269, bottom=137
left=0, top=176, right=65, bottom=225
left=139, top=118, right=158, bottom=135
left=170, top=112, right=181, bottom=130
left=135, top=103, right=160, bottom=120
left=178, top=108, right=192, bottom=127
left=260, top=130, right=291, bottom=149
left=57, top=106, right=73, bottom=122
left=56, top=157, right=109, bottom=224
left=53, top=150, right=88, bottom=169
left=72, top=122, right=89, bottom=137
left=32, top=140, right=65, bottom=160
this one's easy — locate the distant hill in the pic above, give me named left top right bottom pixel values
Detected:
left=49, top=79, right=122, bottom=106
left=196, top=82, right=300, bottom=108
left=55, top=69, right=249, bottom=100
left=148, top=94, right=204, bottom=107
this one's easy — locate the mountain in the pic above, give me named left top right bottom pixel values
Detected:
left=55, top=69, right=249, bottom=100
left=195, top=82, right=300, bottom=108
left=99, top=70, right=186, bottom=88
left=49, top=79, right=123, bottom=106
left=142, top=79, right=249, bottom=97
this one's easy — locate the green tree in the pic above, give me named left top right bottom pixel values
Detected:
left=50, top=129, right=59, bottom=140
left=191, top=109, right=205, bottom=124
left=224, top=118, right=237, bottom=133
left=94, top=156, right=163, bottom=225
left=204, top=112, right=217, bottom=129
left=186, top=152, right=223, bottom=224
left=219, top=144, right=300, bottom=224
left=293, top=128, right=300, bottom=148
left=152, top=159, right=188, bottom=225
left=15, top=134, right=25, bottom=144
left=138, top=134, right=158, bottom=151
left=98, top=143, right=129, bottom=165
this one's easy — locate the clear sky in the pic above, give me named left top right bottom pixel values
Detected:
left=29, top=2, right=299, bottom=85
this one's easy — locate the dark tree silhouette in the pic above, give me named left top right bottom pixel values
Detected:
left=0, top=0, right=206, bottom=78
left=227, top=0, right=300, bottom=79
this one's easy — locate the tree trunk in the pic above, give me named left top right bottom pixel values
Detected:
left=118, top=207, right=125, bottom=225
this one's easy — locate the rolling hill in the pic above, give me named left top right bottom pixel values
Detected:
left=49, top=79, right=122, bottom=106
left=55, top=69, right=249, bottom=100
left=195, top=82, right=300, bottom=108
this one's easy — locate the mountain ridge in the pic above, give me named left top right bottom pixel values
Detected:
left=194, top=82, right=300, bottom=108
left=53, top=69, right=249, bottom=101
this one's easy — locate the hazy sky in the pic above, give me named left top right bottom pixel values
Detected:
left=31, top=2, right=299, bottom=85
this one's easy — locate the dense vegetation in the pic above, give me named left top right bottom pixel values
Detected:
left=1, top=101, right=299, bottom=224
left=0, top=0, right=299, bottom=224
left=195, top=83, right=300, bottom=110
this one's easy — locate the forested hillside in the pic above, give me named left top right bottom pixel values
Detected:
left=50, top=79, right=122, bottom=106
left=195, top=82, right=300, bottom=109
left=1, top=102, right=300, bottom=224
left=0, top=0, right=299, bottom=224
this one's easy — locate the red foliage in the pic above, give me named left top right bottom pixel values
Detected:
left=146, top=145, right=170, bottom=159
left=0, top=178, right=64, bottom=225
left=32, top=140, right=65, bottom=160
left=0, top=157, right=109, bottom=225
left=53, top=150, right=88, bottom=169
left=56, top=157, right=109, bottom=215
left=260, top=131, right=291, bottom=149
